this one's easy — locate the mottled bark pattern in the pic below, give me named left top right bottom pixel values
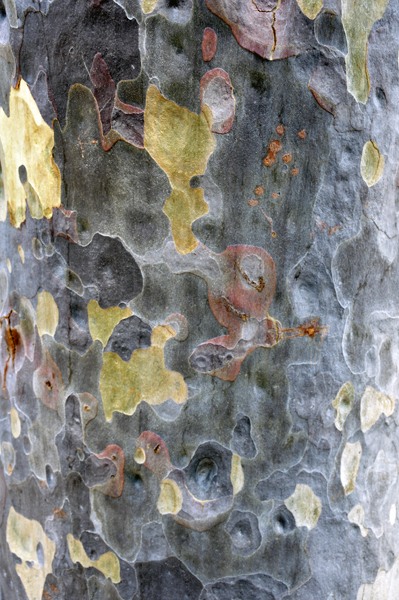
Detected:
left=1, top=0, right=399, bottom=599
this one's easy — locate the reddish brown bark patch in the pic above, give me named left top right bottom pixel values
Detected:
left=202, top=27, right=217, bottom=61
left=263, top=140, right=282, bottom=167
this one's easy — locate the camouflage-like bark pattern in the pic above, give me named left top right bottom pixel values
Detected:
left=1, top=0, right=399, bottom=598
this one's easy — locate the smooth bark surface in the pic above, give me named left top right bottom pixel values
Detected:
left=1, top=0, right=399, bottom=598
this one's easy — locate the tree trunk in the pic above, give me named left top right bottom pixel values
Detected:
left=1, top=0, right=398, bottom=598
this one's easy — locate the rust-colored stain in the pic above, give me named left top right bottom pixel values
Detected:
left=276, top=124, right=285, bottom=135
left=263, top=140, right=282, bottom=167
left=282, top=153, right=292, bottom=163
left=297, top=129, right=306, bottom=139
left=53, top=508, right=67, bottom=519
left=78, top=133, right=99, bottom=159
left=254, top=186, right=264, bottom=195
left=280, top=318, right=328, bottom=341
left=248, top=199, right=259, bottom=206
left=1, top=310, right=23, bottom=391
left=291, top=168, right=299, bottom=176
left=271, top=192, right=279, bottom=199
left=202, top=27, right=218, bottom=61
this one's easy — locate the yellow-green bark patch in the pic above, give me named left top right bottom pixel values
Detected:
left=141, top=0, right=159, bottom=14
left=144, top=85, right=215, bottom=254
left=18, top=245, right=25, bottom=263
left=36, top=291, right=59, bottom=337
left=67, top=534, right=120, bottom=583
left=341, top=441, right=362, bottom=495
left=10, top=407, right=21, bottom=438
left=6, top=507, right=56, bottom=600
left=100, top=324, right=187, bottom=420
left=342, top=0, right=390, bottom=103
left=348, top=504, right=368, bottom=537
left=0, top=79, right=61, bottom=228
left=296, top=0, right=323, bottom=20
left=230, top=454, right=244, bottom=494
left=88, top=300, right=132, bottom=346
left=157, top=479, right=183, bottom=515
left=284, top=484, right=322, bottom=530
left=333, top=381, right=355, bottom=431
left=361, top=141, right=385, bottom=187
left=360, top=386, right=394, bottom=433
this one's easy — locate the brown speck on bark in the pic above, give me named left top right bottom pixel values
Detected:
left=280, top=318, right=328, bottom=341
left=83, top=404, right=90, bottom=411
left=254, top=186, right=264, bottom=195
left=282, top=153, right=292, bottom=163
left=263, top=140, right=282, bottom=167
left=276, top=124, right=285, bottom=135
left=298, top=129, right=306, bottom=139
left=272, top=192, right=279, bottom=199
left=291, top=168, right=299, bottom=176
left=248, top=199, right=259, bottom=206
left=45, top=380, right=53, bottom=391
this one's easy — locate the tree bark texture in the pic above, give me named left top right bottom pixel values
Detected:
left=0, top=0, right=399, bottom=598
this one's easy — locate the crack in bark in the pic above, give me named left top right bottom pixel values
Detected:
left=250, top=0, right=281, bottom=60
left=270, top=9, right=277, bottom=59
